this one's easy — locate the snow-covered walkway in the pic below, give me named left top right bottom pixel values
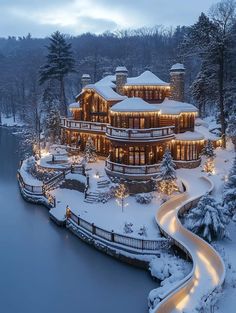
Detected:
left=153, top=172, right=225, bottom=312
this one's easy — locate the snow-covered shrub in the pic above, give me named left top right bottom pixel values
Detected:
left=196, top=286, right=223, bottom=313
left=123, top=222, right=133, bottom=234
left=135, top=193, right=153, bottom=204
left=97, top=185, right=118, bottom=203
left=185, top=193, right=230, bottom=242
left=26, top=156, right=36, bottom=175
left=138, top=225, right=147, bottom=237
left=148, top=255, right=191, bottom=310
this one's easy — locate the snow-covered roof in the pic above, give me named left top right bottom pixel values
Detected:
left=175, top=131, right=205, bottom=141
left=170, top=63, right=185, bottom=71
left=95, top=75, right=116, bottom=88
left=82, top=74, right=91, bottom=79
left=116, top=66, right=128, bottom=73
left=110, top=97, right=160, bottom=113
left=69, top=102, right=81, bottom=110
left=195, top=125, right=220, bottom=141
left=85, top=84, right=126, bottom=101
left=126, top=71, right=169, bottom=87
left=158, top=98, right=198, bottom=115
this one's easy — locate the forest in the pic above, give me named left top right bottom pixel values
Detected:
left=0, top=0, right=235, bottom=145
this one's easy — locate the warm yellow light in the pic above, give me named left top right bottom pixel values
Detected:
left=197, top=251, right=219, bottom=285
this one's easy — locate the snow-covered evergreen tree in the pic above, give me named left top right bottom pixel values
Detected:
left=39, top=31, right=75, bottom=116
left=223, top=157, right=236, bottom=216
left=201, top=140, right=216, bottom=173
left=227, top=102, right=236, bottom=148
left=201, top=140, right=216, bottom=158
left=186, top=193, right=229, bottom=242
left=42, top=85, right=61, bottom=144
left=84, top=137, right=97, bottom=162
left=158, top=148, right=178, bottom=195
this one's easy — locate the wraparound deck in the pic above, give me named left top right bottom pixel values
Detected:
left=60, top=118, right=107, bottom=133
left=106, top=125, right=175, bottom=141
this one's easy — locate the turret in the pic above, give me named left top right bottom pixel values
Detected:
left=169, top=63, right=185, bottom=102
left=115, top=66, right=128, bottom=95
left=81, top=74, right=91, bottom=88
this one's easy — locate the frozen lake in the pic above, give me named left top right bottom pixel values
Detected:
left=0, top=127, right=156, bottom=313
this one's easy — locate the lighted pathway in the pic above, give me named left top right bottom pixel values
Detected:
left=154, top=171, right=225, bottom=313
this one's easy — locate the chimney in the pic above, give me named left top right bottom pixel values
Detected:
left=81, top=74, right=91, bottom=88
left=115, top=66, right=128, bottom=95
left=169, top=63, right=185, bottom=102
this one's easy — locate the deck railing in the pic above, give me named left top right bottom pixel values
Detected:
left=105, top=159, right=160, bottom=176
left=106, top=125, right=174, bottom=140
left=60, top=118, right=107, bottom=132
left=68, top=210, right=170, bottom=251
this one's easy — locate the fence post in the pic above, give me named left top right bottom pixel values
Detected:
left=92, top=223, right=95, bottom=235
left=111, top=230, right=114, bottom=242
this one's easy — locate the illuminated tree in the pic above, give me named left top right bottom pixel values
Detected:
left=115, top=183, right=129, bottom=212
left=158, top=148, right=178, bottom=195
left=84, top=136, right=97, bottom=163
left=202, top=140, right=216, bottom=173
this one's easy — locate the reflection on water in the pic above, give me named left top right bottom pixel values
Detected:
left=0, top=127, right=155, bottom=313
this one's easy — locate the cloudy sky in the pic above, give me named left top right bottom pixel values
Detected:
left=0, top=0, right=219, bottom=38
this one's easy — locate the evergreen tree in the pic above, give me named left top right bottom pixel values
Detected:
left=182, top=1, right=236, bottom=148
left=227, top=102, right=236, bottom=148
left=42, top=85, right=61, bottom=144
left=84, top=136, right=97, bottom=162
left=223, top=157, right=236, bottom=215
left=186, top=193, right=229, bottom=242
left=39, top=31, right=75, bottom=116
left=201, top=140, right=216, bottom=158
left=158, top=149, right=178, bottom=195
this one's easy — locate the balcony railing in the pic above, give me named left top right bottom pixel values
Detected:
left=60, top=118, right=107, bottom=133
left=105, top=159, right=160, bottom=176
left=106, top=125, right=175, bottom=141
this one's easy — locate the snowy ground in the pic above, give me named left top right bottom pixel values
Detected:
left=52, top=188, right=162, bottom=239
left=215, top=222, right=236, bottom=313
left=0, top=114, right=24, bottom=127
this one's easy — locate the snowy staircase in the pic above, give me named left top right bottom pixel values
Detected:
left=97, top=179, right=110, bottom=189
left=84, top=191, right=100, bottom=203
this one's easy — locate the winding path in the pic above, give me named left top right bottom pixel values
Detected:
left=154, top=173, right=225, bottom=313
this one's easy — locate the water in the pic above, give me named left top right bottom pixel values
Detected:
left=0, top=127, right=156, bottom=313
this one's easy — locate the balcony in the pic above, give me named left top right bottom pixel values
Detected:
left=105, top=159, right=160, bottom=180
left=106, top=125, right=175, bottom=142
left=60, top=118, right=107, bottom=133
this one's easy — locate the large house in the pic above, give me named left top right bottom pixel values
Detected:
left=60, top=64, right=221, bottom=181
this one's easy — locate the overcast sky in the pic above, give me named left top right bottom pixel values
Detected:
left=0, top=0, right=219, bottom=38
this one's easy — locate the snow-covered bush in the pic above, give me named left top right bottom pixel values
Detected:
left=123, top=222, right=133, bottom=234
left=26, top=156, right=36, bottom=175
left=185, top=193, right=230, bottom=242
left=97, top=185, right=118, bottom=203
left=148, top=255, right=191, bottom=310
left=135, top=193, right=153, bottom=204
left=138, top=225, right=147, bottom=237
left=223, top=157, right=236, bottom=216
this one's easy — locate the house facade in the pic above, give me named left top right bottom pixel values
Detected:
left=60, top=64, right=220, bottom=180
